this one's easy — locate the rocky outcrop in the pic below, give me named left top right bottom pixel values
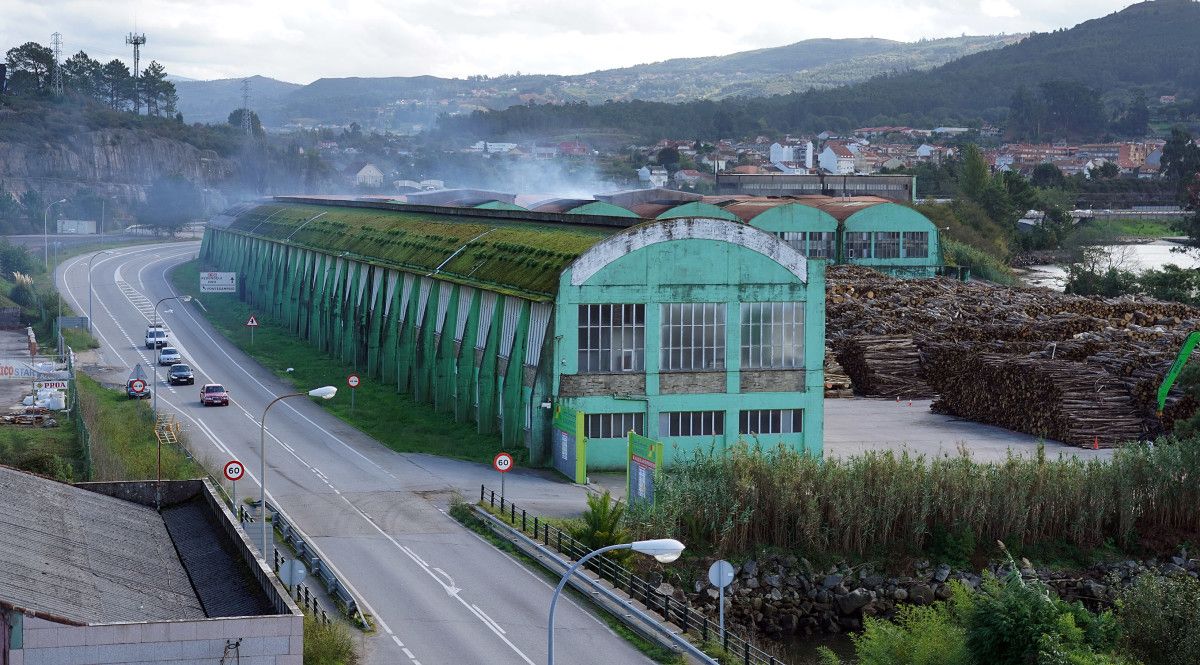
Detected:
left=681, top=552, right=1200, bottom=640
left=0, top=128, right=234, bottom=199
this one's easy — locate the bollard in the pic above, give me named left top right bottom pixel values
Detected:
left=480, top=484, right=485, bottom=502
left=543, top=523, right=549, bottom=546
left=521, top=509, right=526, bottom=532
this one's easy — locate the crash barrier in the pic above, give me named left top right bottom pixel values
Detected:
left=268, top=503, right=369, bottom=628
left=479, top=485, right=788, bottom=665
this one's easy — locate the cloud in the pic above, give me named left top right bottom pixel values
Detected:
left=0, top=0, right=1138, bottom=83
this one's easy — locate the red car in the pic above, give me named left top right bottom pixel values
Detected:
left=201, top=383, right=230, bottom=406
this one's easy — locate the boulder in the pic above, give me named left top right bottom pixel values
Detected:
left=837, top=588, right=873, bottom=615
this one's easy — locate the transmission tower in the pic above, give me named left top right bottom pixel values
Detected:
left=241, top=79, right=253, bottom=137
left=126, top=32, right=146, bottom=113
left=50, top=32, right=63, bottom=96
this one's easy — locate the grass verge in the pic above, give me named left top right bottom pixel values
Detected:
left=449, top=498, right=685, bottom=665
left=76, top=372, right=203, bottom=481
left=0, top=414, right=81, bottom=481
left=1082, top=217, right=1177, bottom=239
left=303, top=615, right=361, bottom=665
left=61, top=327, right=100, bottom=350
left=169, top=259, right=503, bottom=464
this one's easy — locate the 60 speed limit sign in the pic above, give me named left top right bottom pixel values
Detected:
left=223, top=460, right=245, bottom=482
left=493, top=452, right=514, bottom=473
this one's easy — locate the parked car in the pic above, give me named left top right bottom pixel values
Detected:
left=167, top=363, right=194, bottom=385
left=201, top=383, right=230, bottom=406
left=158, top=346, right=182, bottom=365
left=145, top=325, right=168, bottom=349
left=126, top=378, right=151, bottom=399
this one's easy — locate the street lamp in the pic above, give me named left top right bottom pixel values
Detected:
left=151, top=295, right=192, bottom=418
left=259, top=386, right=337, bottom=558
left=87, top=251, right=113, bottom=333
left=547, top=538, right=685, bottom=665
left=43, top=198, right=66, bottom=267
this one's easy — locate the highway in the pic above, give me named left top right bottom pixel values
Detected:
left=58, top=241, right=653, bottom=665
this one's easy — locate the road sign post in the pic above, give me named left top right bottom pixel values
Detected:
left=245, top=315, right=259, bottom=345
left=224, top=459, right=244, bottom=511
left=708, top=560, right=735, bottom=642
left=347, top=374, right=360, bottom=415
left=493, top=451, right=513, bottom=501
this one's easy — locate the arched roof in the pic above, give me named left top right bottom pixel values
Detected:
left=655, top=201, right=743, bottom=223
left=843, top=202, right=938, bottom=231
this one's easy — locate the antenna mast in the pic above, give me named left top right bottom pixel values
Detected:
left=125, top=31, right=146, bottom=113
left=241, top=79, right=253, bottom=136
left=50, top=32, right=63, bottom=96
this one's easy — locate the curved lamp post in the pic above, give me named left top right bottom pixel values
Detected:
left=87, top=250, right=112, bottom=333
left=259, top=386, right=337, bottom=558
left=547, top=538, right=685, bottom=664
left=43, top=198, right=66, bottom=268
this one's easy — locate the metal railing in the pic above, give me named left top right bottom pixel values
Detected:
left=479, top=485, right=787, bottom=665
left=267, top=503, right=368, bottom=628
left=271, top=547, right=335, bottom=625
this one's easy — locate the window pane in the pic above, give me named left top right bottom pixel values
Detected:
left=661, top=303, right=726, bottom=371
left=578, top=304, right=643, bottom=373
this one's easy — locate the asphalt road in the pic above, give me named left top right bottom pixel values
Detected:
left=58, top=242, right=653, bottom=665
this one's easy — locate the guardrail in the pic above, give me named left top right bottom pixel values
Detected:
left=266, top=503, right=369, bottom=629
left=478, top=485, right=788, bottom=665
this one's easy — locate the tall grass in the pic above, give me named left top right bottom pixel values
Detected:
left=627, top=440, right=1200, bottom=557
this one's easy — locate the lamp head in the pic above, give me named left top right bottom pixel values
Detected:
left=308, top=386, right=337, bottom=400
left=180, top=295, right=192, bottom=303
left=631, top=538, right=686, bottom=563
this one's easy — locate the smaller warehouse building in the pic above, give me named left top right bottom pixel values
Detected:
left=0, top=466, right=302, bottom=665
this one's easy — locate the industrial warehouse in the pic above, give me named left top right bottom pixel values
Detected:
left=201, top=189, right=945, bottom=471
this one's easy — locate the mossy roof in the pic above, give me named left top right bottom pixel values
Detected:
left=224, top=202, right=619, bottom=301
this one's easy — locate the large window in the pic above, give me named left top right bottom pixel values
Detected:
left=741, top=302, right=804, bottom=369
left=660, top=303, right=726, bottom=371
left=585, top=413, right=645, bottom=439
left=739, top=409, right=803, bottom=435
left=775, top=231, right=806, bottom=253
left=874, top=231, right=901, bottom=259
left=577, top=304, right=644, bottom=373
left=808, top=232, right=836, bottom=258
left=845, top=232, right=871, bottom=259
left=659, top=411, right=725, bottom=437
left=903, top=231, right=929, bottom=258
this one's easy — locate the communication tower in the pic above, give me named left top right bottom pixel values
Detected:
left=50, top=32, right=63, bottom=96
left=126, top=32, right=146, bottom=113
left=241, top=79, right=253, bottom=137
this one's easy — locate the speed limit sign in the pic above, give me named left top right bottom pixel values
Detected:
left=493, top=452, right=513, bottom=473
left=347, top=374, right=360, bottom=388
left=130, top=379, right=146, bottom=392
left=223, top=460, right=245, bottom=482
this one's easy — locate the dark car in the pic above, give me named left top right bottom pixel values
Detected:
left=201, top=383, right=230, bottom=406
left=168, top=363, right=194, bottom=385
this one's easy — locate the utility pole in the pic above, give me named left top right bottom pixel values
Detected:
left=50, top=32, right=63, bottom=96
left=125, top=32, right=146, bottom=113
left=241, top=79, right=253, bottom=137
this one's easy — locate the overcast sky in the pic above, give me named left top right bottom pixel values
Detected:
left=2, top=0, right=1140, bottom=83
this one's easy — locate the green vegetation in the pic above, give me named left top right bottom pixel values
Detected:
left=303, top=616, right=360, bottom=665
left=169, top=260, right=505, bottom=464
left=60, top=327, right=99, bottom=350
left=1117, top=573, right=1200, bottom=665
left=940, top=238, right=1014, bottom=284
left=76, top=373, right=201, bottom=481
left=626, top=440, right=1200, bottom=560
left=570, top=490, right=629, bottom=554
left=1081, top=218, right=1176, bottom=239
left=0, top=417, right=81, bottom=482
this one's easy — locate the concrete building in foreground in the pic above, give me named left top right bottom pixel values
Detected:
left=202, top=196, right=827, bottom=471
left=0, top=466, right=302, bottom=665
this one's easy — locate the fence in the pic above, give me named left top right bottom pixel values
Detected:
left=271, top=547, right=335, bottom=625
left=65, top=346, right=93, bottom=480
left=479, top=485, right=788, bottom=665
left=267, top=503, right=369, bottom=629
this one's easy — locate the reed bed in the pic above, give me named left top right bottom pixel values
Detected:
left=627, top=439, right=1200, bottom=557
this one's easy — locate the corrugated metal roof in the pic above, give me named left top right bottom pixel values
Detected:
left=0, top=466, right=206, bottom=624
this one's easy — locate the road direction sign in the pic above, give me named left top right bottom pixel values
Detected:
left=130, top=379, right=146, bottom=392
left=347, top=374, right=360, bottom=388
left=223, top=460, right=244, bottom=482
left=708, top=560, right=735, bottom=588
left=279, top=559, right=307, bottom=587
left=245, top=315, right=259, bottom=327
left=200, top=271, right=237, bottom=293
left=493, top=452, right=513, bottom=473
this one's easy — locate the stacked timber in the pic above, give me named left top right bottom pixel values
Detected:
left=824, top=265, right=1200, bottom=446
left=824, top=346, right=853, bottom=398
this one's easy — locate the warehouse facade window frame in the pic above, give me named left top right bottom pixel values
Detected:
left=584, top=412, right=645, bottom=439
left=845, top=231, right=872, bottom=259
left=660, top=302, right=726, bottom=371
left=577, top=303, right=645, bottom=373
left=740, top=302, right=805, bottom=369
left=874, top=231, right=901, bottom=259
left=902, top=231, right=929, bottom=258
left=659, top=410, right=725, bottom=437
left=739, top=409, right=803, bottom=435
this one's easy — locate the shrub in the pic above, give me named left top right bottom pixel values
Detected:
left=303, top=616, right=359, bottom=665
left=852, top=596, right=971, bottom=665
left=571, top=490, right=627, bottom=552
left=10, top=281, right=35, bottom=308
left=1117, top=573, right=1200, bottom=665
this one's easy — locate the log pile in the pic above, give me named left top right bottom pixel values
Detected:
left=824, top=265, right=1200, bottom=447
left=823, top=346, right=853, bottom=398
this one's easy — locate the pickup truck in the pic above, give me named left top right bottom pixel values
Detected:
left=145, top=325, right=168, bottom=349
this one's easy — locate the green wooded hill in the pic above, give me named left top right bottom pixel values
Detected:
left=439, top=0, right=1200, bottom=141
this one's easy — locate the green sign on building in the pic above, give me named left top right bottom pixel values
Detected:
left=552, top=404, right=586, bottom=484
left=627, top=432, right=663, bottom=506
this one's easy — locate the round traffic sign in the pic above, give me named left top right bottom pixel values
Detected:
left=347, top=373, right=360, bottom=388
left=130, top=379, right=146, bottom=392
left=493, top=452, right=514, bottom=473
left=279, top=559, right=307, bottom=587
left=708, top=560, right=735, bottom=588
left=223, top=460, right=244, bottom=481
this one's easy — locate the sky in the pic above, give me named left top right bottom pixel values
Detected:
left=1, top=0, right=1141, bottom=83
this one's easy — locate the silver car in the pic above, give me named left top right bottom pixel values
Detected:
left=158, top=346, right=182, bottom=366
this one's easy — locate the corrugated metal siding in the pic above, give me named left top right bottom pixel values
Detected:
left=455, top=287, right=474, bottom=342
left=355, top=263, right=368, bottom=305
left=332, top=258, right=344, bottom=297
left=435, top=282, right=452, bottom=334
left=384, top=270, right=400, bottom=317
left=499, top=299, right=522, bottom=359
left=477, top=291, right=498, bottom=350
left=399, top=273, right=415, bottom=323
left=416, top=277, right=433, bottom=324
left=369, top=266, right=383, bottom=311
left=525, top=303, right=552, bottom=367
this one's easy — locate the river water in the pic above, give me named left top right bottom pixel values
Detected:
left=1020, top=240, right=1200, bottom=290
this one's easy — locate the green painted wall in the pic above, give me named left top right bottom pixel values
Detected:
left=840, top=203, right=940, bottom=276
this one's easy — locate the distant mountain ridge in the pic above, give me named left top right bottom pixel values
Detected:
left=173, top=34, right=1022, bottom=127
